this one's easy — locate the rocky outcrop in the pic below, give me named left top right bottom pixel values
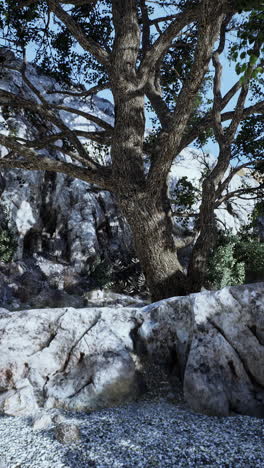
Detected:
left=137, top=282, right=264, bottom=417
left=0, top=304, right=145, bottom=416
left=0, top=283, right=263, bottom=418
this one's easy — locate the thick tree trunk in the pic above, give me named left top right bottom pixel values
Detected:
left=110, top=1, right=187, bottom=301
left=118, top=188, right=187, bottom=301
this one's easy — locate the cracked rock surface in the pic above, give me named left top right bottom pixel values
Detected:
left=0, top=306, right=144, bottom=416
left=136, top=282, right=264, bottom=417
left=1, top=283, right=264, bottom=418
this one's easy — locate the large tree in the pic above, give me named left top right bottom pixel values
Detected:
left=0, top=0, right=263, bottom=300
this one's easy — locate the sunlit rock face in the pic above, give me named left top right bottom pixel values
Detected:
left=0, top=304, right=145, bottom=416
left=137, top=282, right=264, bottom=418
left=0, top=47, right=132, bottom=275
left=0, top=283, right=263, bottom=418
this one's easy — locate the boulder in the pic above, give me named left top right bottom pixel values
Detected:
left=54, top=423, right=81, bottom=444
left=136, top=282, right=264, bottom=417
left=0, top=306, right=144, bottom=416
left=1, top=283, right=263, bottom=418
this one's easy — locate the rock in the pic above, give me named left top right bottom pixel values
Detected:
left=28, top=288, right=86, bottom=309
left=32, top=411, right=54, bottom=431
left=54, top=423, right=81, bottom=444
left=0, top=306, right=144, bottom=416
left=84, top=289, right=148, bottom=308
left=0, top=456, right=7, bottom=468
left=1, top=283, right=263, bottom=418
left=136, top=282, right=264, bottom=417
left=0, top=378, right=39, bottom=416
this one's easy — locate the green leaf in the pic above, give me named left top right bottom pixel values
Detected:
left=250, top=54, right=259, bottom=65
left=241, top=62, right=247, bottom=72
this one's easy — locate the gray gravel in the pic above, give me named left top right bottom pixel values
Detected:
left=0, top=397, right=264, bottom=468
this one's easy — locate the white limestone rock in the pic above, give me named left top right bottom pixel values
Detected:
left=1, top=283, right=263, bottom=418
left=136, top=282, right=264, bottom=417
left=0, top=306, right=143, bottom=416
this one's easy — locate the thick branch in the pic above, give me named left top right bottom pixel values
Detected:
left=139, top=6, right=200, bottom=83
left=212, top=51, right=225, bottom=144
left=53, top=104, right=113, bottom=130
left=147, top=1, right=226, bottom=189
left=140, top=0, right=151, bottom=55
left=48, top=0, right=110, bottom=67
left=0, top=134, right=113, bottom=190
left=215, top=184, right=264, bottom=207
left=211, top=14, right=232, bottom=145
left=145, top=60, right=172, bottom=129
left=47, top=82, right=110, bottom=97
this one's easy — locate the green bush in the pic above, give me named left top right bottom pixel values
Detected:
left=0, top=209, right=16, bottom=262
left=208, top=238, right=245, bottom=290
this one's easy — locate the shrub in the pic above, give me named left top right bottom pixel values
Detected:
left=0, top=209, right=16, bottom=262
left=208, top=236, right=245, bottom=289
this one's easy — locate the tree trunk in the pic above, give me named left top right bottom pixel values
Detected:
left=187, top=179, right=217, bottom=293
left=110, top=89, right=188, bottom=301
left=110, top=1, right=187, bottom=301
left=118, top=187, right=187, bottom=301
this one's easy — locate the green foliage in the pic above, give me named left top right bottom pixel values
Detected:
left=170, top=176, right=199, bottom=209
left=229, top=9, right=264, bottom=82
left=0, top=0, right=111, bottom=85
left=234, top=240, right=264, bottom=272
left=208, top=239, right=245, bottom=290
left=234, top=0, right=264, bottom=12
left=0, top=209, right=16, bottom=263
left=234, top=114, right=264, bottom=162
left=208, top=200, right=264, bottom=289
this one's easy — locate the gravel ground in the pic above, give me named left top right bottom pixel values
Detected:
left=0, top=395, right=264, bottom=468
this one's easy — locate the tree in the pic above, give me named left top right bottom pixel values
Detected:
left=0, top=0, right=263, bottom=300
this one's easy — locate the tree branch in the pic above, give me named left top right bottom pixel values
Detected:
left=0, top=134, right=113, bottom=190
left=215, top=163, right=254, bottom=200
left=180, top=100, right=264, bottom=151
left=16, top=129, right=111, bottom=148
left=53, top=104, right=113, bottom=130
left=215, top=184, right=264, bottom=207
left=46, top=82, right=110, bottom=97
left=145, top=59, right=173, bottom=129
left=147, top=1, right=226, bottom=189
left=0, top=88, right=106, bottom=169
left=140, top=0, right=151, bottom=55
left=139, top=5, right=200, bottom=83
left=47, top=0, right=110, bottom=67
left=18, top=0, right=98, bottom=6
left=211, top=14, right=232, bottom=146
left=149, top=14, right=186, bottom=25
